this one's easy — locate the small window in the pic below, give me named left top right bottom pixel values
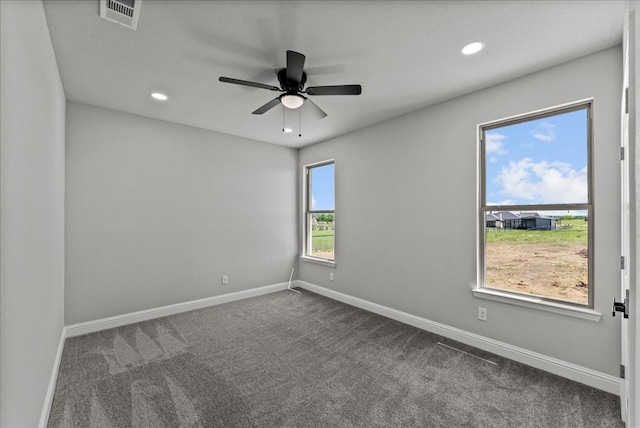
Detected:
left=304, top=161, right=335, bottom=262
left=479, top=101, right=592, bottom=307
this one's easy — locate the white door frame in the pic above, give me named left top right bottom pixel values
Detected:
left=620, top=4, right=632, bottom=422
left=625, top=1, right=639, bottom=426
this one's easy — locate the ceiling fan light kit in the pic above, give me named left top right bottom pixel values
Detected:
left=280, top=93, right=305, bottom=109
left=219, top=50, right=362, bottom=133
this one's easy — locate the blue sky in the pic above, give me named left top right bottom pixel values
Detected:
left=485, top=108, right=588, bottom=207
left=310, top=163, right=335, bottom=210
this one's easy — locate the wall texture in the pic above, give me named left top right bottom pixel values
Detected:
left=0, top=1, right=66, bottom=426
left=65, top=103, right=298, bottom=324
left=299, top=47, right=622, bottom=376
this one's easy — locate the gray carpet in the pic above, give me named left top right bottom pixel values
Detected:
left=48, top=289, right=623, bottom=427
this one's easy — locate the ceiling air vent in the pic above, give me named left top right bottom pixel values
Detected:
left=100, top=0, right=141, bottom=30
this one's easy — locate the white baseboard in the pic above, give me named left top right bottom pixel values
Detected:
left=39, top=327, right=67, bottom=428
left=41, top=279, right=619, bottom=425
left=295, top=280, right=621, bottom=396
left=65, top=282, right=289, bottom=338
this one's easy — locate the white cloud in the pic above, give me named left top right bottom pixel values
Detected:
left=486, top=199, right=517, bottom=206
left=531, top=122, right=556, bottom=142
left=485, top=132, right=507, bottom=155
left=311, top=195, right=317, bottom=210
left=496, top=158, right=587, bottom=204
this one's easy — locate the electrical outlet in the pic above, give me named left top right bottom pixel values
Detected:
left=478, top=307, right=488, bottom=321
left=221, top=275, right=228, bottom=285
left=329, top=272, right=334, bottom=281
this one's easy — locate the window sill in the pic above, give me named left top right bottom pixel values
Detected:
left=300, top=256, right=336, bottom=267
left=472, top=288, right=601, bottom=322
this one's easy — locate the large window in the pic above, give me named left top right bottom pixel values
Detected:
left=304, top=161, right=335, bottom=262
left=479, top=101, right=593, bottom=307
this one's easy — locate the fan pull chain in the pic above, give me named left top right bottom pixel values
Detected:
left=298, top=108, right=302, bottom=137
left=282, top=106, right=285, bottom=132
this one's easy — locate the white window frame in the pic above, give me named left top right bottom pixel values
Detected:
left=301, top=159, right=335, bottom=266
left=474, top=100, right=601, bottom=320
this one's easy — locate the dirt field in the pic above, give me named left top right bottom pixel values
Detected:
left=485, top=242, right=588, bottom=305
left=311, top=251, right=334, bottom=260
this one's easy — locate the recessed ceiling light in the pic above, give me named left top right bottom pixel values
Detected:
left=151, top=92, right=168, bottom=101
left=461, top=41, right=485, bottom=55
left=283, top=128, right=293, bottom=133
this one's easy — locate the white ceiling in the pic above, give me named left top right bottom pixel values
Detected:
left=42, top=0, right=626, bottom=148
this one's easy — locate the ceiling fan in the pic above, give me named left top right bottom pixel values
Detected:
left=219, top=50, right=362, bottom=119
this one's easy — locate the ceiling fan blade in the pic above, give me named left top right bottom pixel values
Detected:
left=286, top=50, right=306, bottom=83
left=219, top=77, right=281, bottom=92
left=252, top=98, right=281, bottom=115
left=305, top=84, right=362, bottom=96
left=304, top=98, right=327, bottom=119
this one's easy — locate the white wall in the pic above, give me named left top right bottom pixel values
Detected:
left=65, top=103, right=298, bottom=324
left=0, top=1, right=66, bottom=426
left=299, top=47, right=622, bottom=376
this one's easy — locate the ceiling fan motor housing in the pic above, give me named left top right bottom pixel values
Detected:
left=277, top=69, right=306, bottom=92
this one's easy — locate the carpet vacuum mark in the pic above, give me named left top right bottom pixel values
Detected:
left=48, top=290, right=623, bottom=427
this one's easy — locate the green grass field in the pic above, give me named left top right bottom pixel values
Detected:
left=311, top=229, right=335, bottom=253
left=486, top=218, right=588, bottom=246
left=308, top=217, right=587, bottom=260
